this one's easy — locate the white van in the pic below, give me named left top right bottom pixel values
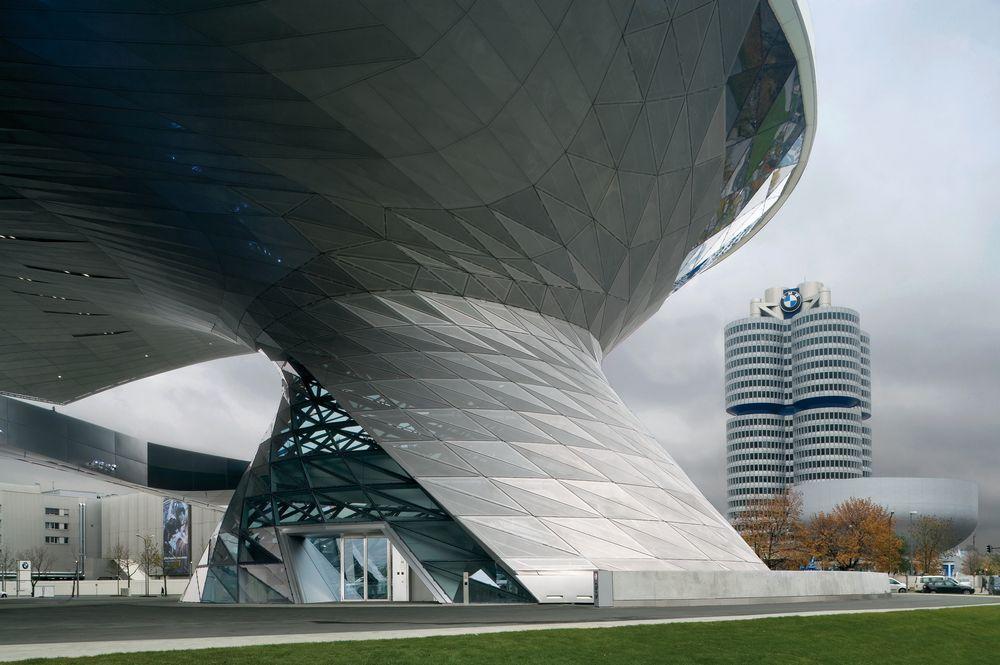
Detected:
left=911, top=575, right=947, bottom=591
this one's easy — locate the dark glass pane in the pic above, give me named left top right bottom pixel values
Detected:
left=195, top=360, right=534, bottom=604
left=366, top=537, right=389, bottom=600
left=315, top=489, right=375, bottom=521
left=343, top=538, right=365, bottom=601
left=303, top=457, right=358, bottom=489
left=305, top=536, right=342, bottom=601
left=204, top=565, right=237, bottom=603
left=238, top=566, right=290, bottom=603
left=243, top=496, right=274, bottom=528
left=271, top=459, right=308, bottom=492
left=274, top=493, right=322, bottom=524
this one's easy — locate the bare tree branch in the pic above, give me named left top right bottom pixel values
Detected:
left=16, top=546, right=52, bottom=594
left=109, top=542, right=137, bottom=593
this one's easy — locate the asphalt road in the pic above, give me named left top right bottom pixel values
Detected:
left=0, top=593, right=997, bottom=645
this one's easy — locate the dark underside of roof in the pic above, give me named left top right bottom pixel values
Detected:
left=0, top=0, right=804, bottom=403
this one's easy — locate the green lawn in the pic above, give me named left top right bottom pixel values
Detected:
left=22, top=606, right=1000, bottom=664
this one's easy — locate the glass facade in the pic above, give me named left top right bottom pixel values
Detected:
left=190, top=360, right=534, bottom=604
left=187, top=290, right=765, bottom=606
left=0, top=395, right=245, bottom=492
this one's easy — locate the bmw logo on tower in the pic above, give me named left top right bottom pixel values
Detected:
left=780, top=289, right=802, bottom=313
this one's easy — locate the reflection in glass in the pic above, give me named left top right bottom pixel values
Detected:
left=673, top=1, right=805, bottom=292
left=344, top=538, right=365, bottom=600
left=366, top=537, right=389, bottom=600
left=198, top=360, right=534, bottom=604
left=308, top=536, right=342, bottom=601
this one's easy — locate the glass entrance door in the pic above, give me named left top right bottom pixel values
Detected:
left=366, top=537, right=389, bottom=600
left=342, top=537, right=366, bottom=601
left=338, top=535, right=390, bottom=601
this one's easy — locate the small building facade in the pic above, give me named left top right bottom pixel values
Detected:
left=0, top=483, right=223, bottom=583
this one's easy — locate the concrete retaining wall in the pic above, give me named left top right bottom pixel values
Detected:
left=6, top=578, right=190, bottom=598
left=599, top=570, right=889, bottom=607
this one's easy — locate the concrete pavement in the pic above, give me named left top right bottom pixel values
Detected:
left=0, top=594, right=996, bottom=661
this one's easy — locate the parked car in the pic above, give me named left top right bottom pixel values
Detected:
left=888, top=578, right=907, bottom=593
left=913, top=575, right=947, bottom=591
left=922, top=578, right=974, bottom=594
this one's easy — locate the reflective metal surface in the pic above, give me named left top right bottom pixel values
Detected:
left=0, top=0, right=815, bottom=403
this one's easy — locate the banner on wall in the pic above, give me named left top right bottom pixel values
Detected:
left=162, top=498, right=191, bottom=576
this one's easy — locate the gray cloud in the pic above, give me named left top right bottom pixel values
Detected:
left=607, top=0, right=1000, bottom=548
left=52, top=353, right=282, bottom=461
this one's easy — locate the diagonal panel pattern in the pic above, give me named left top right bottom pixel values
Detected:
left=189, top=359, right=534, bottom=604
left=260, top=291, right=764, bottom=582
left=0, top=0, right=812, bottom=403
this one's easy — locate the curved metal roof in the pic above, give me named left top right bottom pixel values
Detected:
left=0, top=0, right=816, bottom=403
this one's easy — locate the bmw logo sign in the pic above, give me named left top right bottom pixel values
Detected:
left=780, top=289, right=802, bottom=313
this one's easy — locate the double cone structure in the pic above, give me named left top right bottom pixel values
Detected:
left=0, top=0, right=815, bottom=603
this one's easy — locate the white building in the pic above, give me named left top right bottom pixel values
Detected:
left=724, top=281, right=872, bottom=518
left=723, top=282, right=978, bottom=554
left=0, top=483, right=101, bottom=579
left=0, top=483, right=222, bottom=585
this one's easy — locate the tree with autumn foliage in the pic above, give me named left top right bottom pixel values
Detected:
left=909, top=515, right=952, bottom=575
left=962, top=548, right=987, bottom=576
left=732, top=489, right=808, bottom=570
left=804, top=497, right=903, bottom=572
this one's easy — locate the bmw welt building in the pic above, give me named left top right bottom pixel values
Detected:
left=0, top=0, right=832, bottom=604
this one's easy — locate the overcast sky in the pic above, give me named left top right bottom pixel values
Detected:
left=9, top=2, right=998, bottom=547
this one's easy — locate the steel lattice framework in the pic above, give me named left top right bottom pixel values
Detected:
left=192, top=359, right=533, bottom=603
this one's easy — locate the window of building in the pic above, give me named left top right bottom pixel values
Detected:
left=44, top=536, right=70, bottom=544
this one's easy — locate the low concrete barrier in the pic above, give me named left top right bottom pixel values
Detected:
left=597, top=570, right=889, bottom=607
left=3, top=578, right=190, bottom=597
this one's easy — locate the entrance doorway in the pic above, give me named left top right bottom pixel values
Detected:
left=285, top=532, right=410, bottom=603
left=341, top=536, right=388, bottom=601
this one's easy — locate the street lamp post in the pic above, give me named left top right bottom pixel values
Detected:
left=888, top=511, right=895, bottom=574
